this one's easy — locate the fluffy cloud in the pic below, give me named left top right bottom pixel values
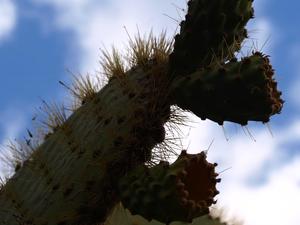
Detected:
left=177, top=112, right=300, bottom=225
left=218, top=155, right=300, bottom=225
left=0, top=0, right=17, bottom=42
left=30, top=0, right=185, bottom=74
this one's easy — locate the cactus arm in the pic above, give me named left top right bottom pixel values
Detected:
left=0, top=62, right=171, bottom=225
left=166, top=0, right=283, bottom=126
left=168, top=0, right=254, bottom=77
left=118, top=151, right=220, bottom=223
left=169, top=52, right=283, bottom=125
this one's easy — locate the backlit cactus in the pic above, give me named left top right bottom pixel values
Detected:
left=0, top=0, right=283, bottom=225
left=0, top=56, right=172, bottom=225
left=119, top=151, right=220, bottom=223
left=170, top=52, right=283, bottom=125
left=168, top=0, right=254, bottom=77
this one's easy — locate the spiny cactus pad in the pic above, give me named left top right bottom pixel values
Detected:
left=169, top=0, right=254, bottom=77
left=170, top=52, right=283, bottom=125
left=118, top=151, right=220, bottom=223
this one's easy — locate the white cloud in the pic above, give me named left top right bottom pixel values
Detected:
left=217, top=156, right=300, bottom=225
left=30, top=0, right=279, bottom=75
left=30, top=0, right=185, bottom=75
left=176, top=112, right=300, bottom=225
left=0, top=0, right=17, bottom=42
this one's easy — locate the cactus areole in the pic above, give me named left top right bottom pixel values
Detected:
left=0, top=0, right=283, bottom=225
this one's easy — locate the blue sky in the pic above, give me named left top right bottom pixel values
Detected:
left=0, top=0, right=299, bottom=224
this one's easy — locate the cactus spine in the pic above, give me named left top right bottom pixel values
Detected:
left=0, top=0, right=283, bottom=224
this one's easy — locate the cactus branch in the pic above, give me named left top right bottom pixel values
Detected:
left=118, top=151, right=220, bottom=223
left=168, top=0, right=254, bottom=77
left=170, top=52, right=283, bottom=125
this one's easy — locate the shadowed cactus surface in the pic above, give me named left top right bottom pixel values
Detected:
left=118, top=151, right=220, bottom=223
left=0, top=0, right=283, bottom=225
left=168, top=0, right=254, bottom=77
left=171, top=52, right=282, bottom=125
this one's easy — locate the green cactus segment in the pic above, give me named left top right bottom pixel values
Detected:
left=170, top=52, right=283, bottom=125
left=168, top=0, right=254, bottom=77
left=105, top=203, right=228, bottom=225
left=0, top=62, right=171, bottom=225
left=118, top=151, right=220, bottom=224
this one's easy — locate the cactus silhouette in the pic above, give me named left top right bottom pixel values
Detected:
left=118, top=151, right=220, bottom=223
left=0, top=0, right=283, bottom=225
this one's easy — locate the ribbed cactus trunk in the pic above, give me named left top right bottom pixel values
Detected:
left=0, top=63, right=171, bottom=225
left=0, top=0, right=283, bottom=224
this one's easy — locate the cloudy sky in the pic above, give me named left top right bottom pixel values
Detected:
left=0, top=0, right=299, bottom=224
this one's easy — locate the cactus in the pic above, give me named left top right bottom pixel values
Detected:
left=118, top=151, right=220, bottom=223
left=170, top=52, right=282, bottom=125
left=168, top=0, right=254, bottom=77
left=0, top=0, right=283, bottom=225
